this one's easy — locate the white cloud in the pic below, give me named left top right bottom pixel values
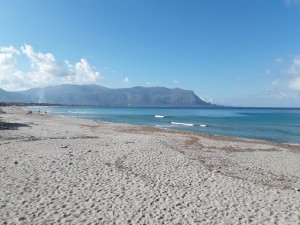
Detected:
left=272, top=91, right=287, bottom=99
left=275, top=57, right=284, bottom=65
left=272, top=80, right=280, bottom=87
left=21, top=44, right=67, bottom=77
left=286, top=56, right=300, bottom=91
left=173, top=80, right=179, bottom=85
left=265, top=69, right=271, bottom=76
left=0, top=46, right=26, bottom=90
left=0, top=46, right=20, bottom=55
left=286, top=56, right=300, bottom=77
left=72, top=59, right=100, bottom=83
left=123, top=76, right=129, bottom=84
left=285, top=0, right=300, bottom=5
left=263, top=56, right=300, bottom=99
left=146, top=81, right=160, bottom=86
left=0, top=44, right=101, bottom=91
left=289, top=77, right=300, bottom=91
left=262, top=88, right=289, bottom=100
left=200, top=95, right=213, bottom=103
left=0, top=46, right=19, bottom=70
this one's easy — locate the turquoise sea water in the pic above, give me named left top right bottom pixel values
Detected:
left=29, top=106, right=300, bottom=144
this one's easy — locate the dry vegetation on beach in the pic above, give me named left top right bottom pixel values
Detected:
left=0, top=107, right=300, bottom=224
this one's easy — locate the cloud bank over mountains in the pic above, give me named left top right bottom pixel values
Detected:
left=0, top=44, right=100, bottom=91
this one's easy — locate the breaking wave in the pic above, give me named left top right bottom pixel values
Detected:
left=171, top=122, right=207, bottom=127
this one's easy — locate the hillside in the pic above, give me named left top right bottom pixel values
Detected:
left=0, top=84, right=212, bottom=107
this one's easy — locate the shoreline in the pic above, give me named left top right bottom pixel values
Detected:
left=26, top=106, right=300, bottom=146
left=1, top=106, right=300, bottom=224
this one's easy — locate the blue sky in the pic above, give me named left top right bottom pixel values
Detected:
left=1, top=0, right=300, bottom=107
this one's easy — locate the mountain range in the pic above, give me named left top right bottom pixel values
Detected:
left=0, top=84, right=212, bottom=107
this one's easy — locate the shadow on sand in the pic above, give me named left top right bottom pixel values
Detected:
left=0, top=121, right=30, bottom=130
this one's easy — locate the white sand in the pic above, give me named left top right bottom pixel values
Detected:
left=0, top=106, right=300, bottom=224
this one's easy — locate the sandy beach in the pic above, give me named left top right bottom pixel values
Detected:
left=0, top=106, right=300, bottom=225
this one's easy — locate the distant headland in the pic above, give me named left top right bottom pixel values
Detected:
left=0, top=84, right=218, bottom=107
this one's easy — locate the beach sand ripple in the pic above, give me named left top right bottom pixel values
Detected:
left=0, top=107, right=299, bottom=224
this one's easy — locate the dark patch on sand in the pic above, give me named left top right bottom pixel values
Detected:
left=0, top=121, right=30, bottom=130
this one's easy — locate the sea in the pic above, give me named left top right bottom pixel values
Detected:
left=29, top=106, right=300, bottom=144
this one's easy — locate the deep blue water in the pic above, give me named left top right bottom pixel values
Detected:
left=29, top=106, right=300, bottom=144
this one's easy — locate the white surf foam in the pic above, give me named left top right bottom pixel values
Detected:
left=171, top=122, right=207, bottom=127
left=171, top=122, right=194, bottom=126
left=68, top=111, right=94, bottom=114
left=155, top=115, right=165, bottom=118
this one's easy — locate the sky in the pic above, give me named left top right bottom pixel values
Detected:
left=1, top=0, right=300, bottom=107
